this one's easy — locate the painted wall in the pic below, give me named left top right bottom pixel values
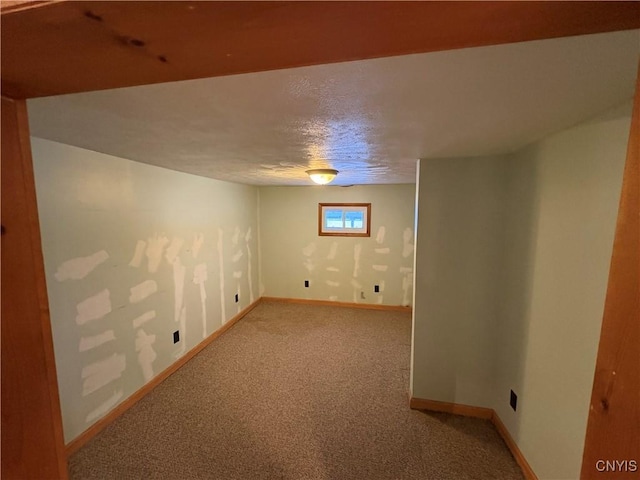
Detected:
left=411, top=155, right=508, bottom=407
left=259, top=185, right=415, bottom=306
left=411, top=103, right=630, bottom=479
left=494, top=104, right=630, bottom=480
left=31, top=138, right=259, bottom=443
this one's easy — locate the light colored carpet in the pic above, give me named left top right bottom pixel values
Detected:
left=69, top=301, right=524, bottom=479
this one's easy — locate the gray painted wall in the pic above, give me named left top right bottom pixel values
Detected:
left=32, top=138, right=259, bottom=443
left=494, top=104, right=630, bottom=479
left=411, top=103, right=630, bottom=479
left=259, top=185, right=416, bottom=306
left=412, top=155, right=508, bottom=408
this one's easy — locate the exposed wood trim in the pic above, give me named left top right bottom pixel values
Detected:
left=492, top=412, right=538, bottom=480
left=1, top=97, right=68, bottom=479
left=0, top=0, right=59, bottom=15
left=318, top=203, right=371, bottom=237
left=409, top=397, right=538, bottom=480
left=2, top=1, right=639, bottom=98
left=580, top=63, right=640, bottom=479
left=409, top=397, right=493, bottom=419
left=261, top=296, right=411, bottom=313
left=65, top=298, right=262, bottom=455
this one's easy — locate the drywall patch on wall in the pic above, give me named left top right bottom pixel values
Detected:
left=376, top=226, right=386, bottom=244
left=129, top=240, right=146, bottom=268
left=78, top=330, right=115, bottom=352
left=81, top=353, right=126, bottom=396
left=327, top=242, right=338, bottom=260
left=192, top=233, right=204, bottom=259
left=129, top=280, right=157, bottom=303
left=145, top=235, right=169, bottom=273
left=246, top=228, right=255, bottom=302
left=85, top=390, right=123, bottom=423
left=400, top=267, right=413, bottom=307
left=302, top=242, right=317, bottom=257
left=193, top=263, right=208, bottom=338
left=326, top=280, right=340, bottom=287
left=326, top=267, right=340, bottom=272
left=76, top=289, right=112, bottom=325
left=165, top=237, right=183, bottom=265
left=375, top=247, right=390, bottom=254
left=172, top=257, right=186, bottom=325
left=353, top=244, right=362, bottom=278
left=372, top=265, right=388, bottom=272
left=217, top=228, right=226, bottom=323
left=132, top=310, right=156, bottom=329
left=31, top=138, right=259, bottom=444
left=135, top=329, right=157, bottom=381
left=402, top=228, right=414, bottom=258
left=55, top=250, right=109, bottom=281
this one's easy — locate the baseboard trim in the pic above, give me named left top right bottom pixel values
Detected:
left=409, top=397, right=493, bottom=419
left=410, top=397, right=538, bottom=480
left=491, top=410, right=538, bottom=480
left=65, top=299, right=261, bottom=456
left=261, top=296, right=412, bottom=312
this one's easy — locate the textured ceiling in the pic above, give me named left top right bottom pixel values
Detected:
left=28, top=29, right=639, bottom=186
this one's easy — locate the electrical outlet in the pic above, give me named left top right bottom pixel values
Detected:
left=173, top=330, right=180, bottom=344
left=304, top=280, right=309, bottom=288
left=374, top=285, right=380, bottom=293
left=510, top=390, right=517, bottom=411
left=235, top=293, right=239, bottom=303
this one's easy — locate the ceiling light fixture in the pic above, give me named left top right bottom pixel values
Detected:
left=306, top=168, right=338, bottom=185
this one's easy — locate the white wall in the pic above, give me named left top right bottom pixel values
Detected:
left=32, top=138, right=259, bottom=443
left=494, top=104, right=630, bottom=480
left=411, top=103, right=630, bottom=479
left=411, top=155, right=508, bottom=407
left=259, top=185, right=416, bottom=306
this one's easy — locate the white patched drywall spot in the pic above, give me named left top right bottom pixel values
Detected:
left=400, top=266, right=413, bottom=306
left=402, top=227, right=414, bottom=258
left=192, top=233, right=204, bottom=259
left=246, top=228, right=255, bottom=302
left=76, top=289, right=112, bottom=325
left=145, top=235, right=169, bottom=273
left=129, top=240, right=146, bottom=268
left=375, top=226, right=386, bottom=244
left=165, top=237, right=184, bottom=265
left=327, top=242, right=338, bottom=260
left=193, top=263, right=208, bottom=338
left=81, top=353, right=126, bottom=396
left=302, top=242, right=317, bottom=257
left=132, top=310, right=156, bottom=329
left=85, top=390, right=123, bottom=423
left=78, top=330, right=115, bottom=352
left=353, top=244, right=362, bottom=278
left=217, top=228, right=226, bottom=323
left=135, top=329, right=157, bottom=382
left=129, top=280, right=158, bottom=303
left=55, top=250, right=109, bottom=281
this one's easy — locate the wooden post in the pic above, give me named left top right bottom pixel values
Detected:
left=580, top=67, right=640, bottom=478
left=1, top=96, right=68, bottom=479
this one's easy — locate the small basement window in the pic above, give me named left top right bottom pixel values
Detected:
left=318, top=203, right=371, bottom=237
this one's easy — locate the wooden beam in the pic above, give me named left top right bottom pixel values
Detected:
left=0, top=97, right=68, bottom=479
left=580, top=65, right=640, bottom=479
left=2, top=1, right=639, bottom=98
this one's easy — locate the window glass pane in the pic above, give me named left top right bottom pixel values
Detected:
left=325, top=209, right=343, bottom=228
left=344, top=211, right=364, bottom=229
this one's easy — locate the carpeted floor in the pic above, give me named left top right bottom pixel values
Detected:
left=69, top=301, right=524, bottom=480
